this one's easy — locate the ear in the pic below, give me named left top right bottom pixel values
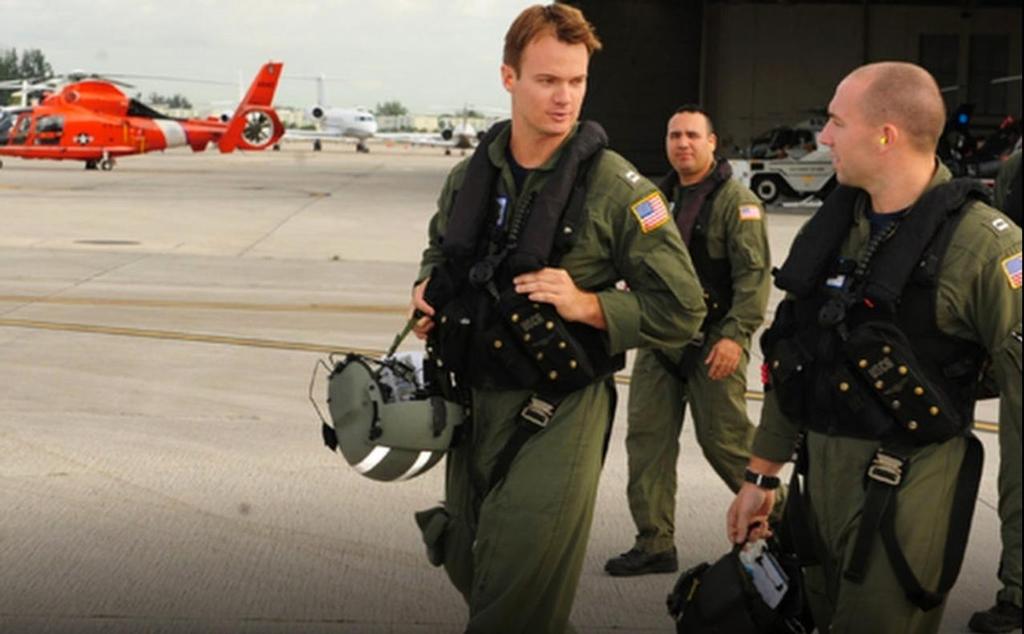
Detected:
left=708, top=131, right=718, bottom=153
left=500, top=64, right=516, bottom=93
left=879, top=123, right=898, bottom=150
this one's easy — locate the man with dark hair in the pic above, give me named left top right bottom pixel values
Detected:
left=605, top=105, right=771, bottom=576
left=409, top=5, right=706, bottom=632
left=728, top=62, right=1022, bottom=633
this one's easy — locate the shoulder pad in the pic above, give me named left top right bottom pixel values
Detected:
left=618, top=168, right=643, bottom=188
left=965, top=201, right=1020, bottom=243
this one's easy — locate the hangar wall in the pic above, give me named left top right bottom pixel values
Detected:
left=567, top=1, right=1020, bottom=174
left=703, top=3, right=1022, bottom=154
left=570, top=0, right=703, bottom=175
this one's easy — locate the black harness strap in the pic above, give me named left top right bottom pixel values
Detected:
left=486, top=375, right=618, bottom=493
left=486, top=393, right=564, bottom=492
left=844, top=435, right=984, bottom=611
left=843, top=443, right=913, bottom=584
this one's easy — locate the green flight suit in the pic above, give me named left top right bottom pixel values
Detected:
left=625, top=173, right=772, bottom=553
left=994, top=150, right=1020, bottom=211
left=753, top=165, right=1023, bottom=633
left=993, top=148, right=1023, bottom=610
left=415, top=123, right=707, bottom=634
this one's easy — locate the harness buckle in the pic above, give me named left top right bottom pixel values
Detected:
left=519, top=396, right=556, bottom=429
left=867, top=449, right=906, bottom=486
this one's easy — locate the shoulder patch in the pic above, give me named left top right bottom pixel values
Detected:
left=1002, top=252, right=1022, bottom=290
left=738, top=203, right=763, bottom=221
left=630, top=192, right=670, bottom=234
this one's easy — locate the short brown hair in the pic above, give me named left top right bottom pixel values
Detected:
left=852, top=62, right=946, bottom=153
left=503, top=4, right=602, bottom=74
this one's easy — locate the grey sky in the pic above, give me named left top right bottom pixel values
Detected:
left=0, top=0, right=538, bottom=112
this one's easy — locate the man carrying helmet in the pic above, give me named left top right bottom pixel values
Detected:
left=408, top=4, right=706, bottom=633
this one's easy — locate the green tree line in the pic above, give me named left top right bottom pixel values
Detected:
left=0, top=47, right=53, bottom=81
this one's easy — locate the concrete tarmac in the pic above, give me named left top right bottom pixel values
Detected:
left=0, top=144, right=1008, bottom=633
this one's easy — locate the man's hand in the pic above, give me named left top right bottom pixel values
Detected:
left=410, top=278, right=435, bottom=340
left=513, top=268, right=607, bottom=330
left=727, top=482, right=775, bottom=544
left=705, top=337, right=742, bottom=380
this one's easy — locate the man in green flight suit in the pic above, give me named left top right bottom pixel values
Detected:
left=605, top=106, right=772, bottom=576
left=970, top=147, right=1023, bottom=634
left=408, top=5, right=707, bottom=633
left=728, top=61, right=1022, bottom=634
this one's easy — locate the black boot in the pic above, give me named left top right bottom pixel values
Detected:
left=604, top=546, right=678, bottom=576
left=969, top=601, right=1023, bottom=634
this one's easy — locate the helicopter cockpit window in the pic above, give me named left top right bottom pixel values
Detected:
left=0, top=111, right=14, bottom=144
left=12, top=113, right=31, bottom=145
left=35, top=115, right=64, bottom=145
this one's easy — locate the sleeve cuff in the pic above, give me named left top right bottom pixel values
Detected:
left=416, top=264, right=436, bottom=285
left=717, top=319, right=746, bottom=342
left=751, top=426, right=798, bottom=463
left=596, top=289, right=641, bottom=355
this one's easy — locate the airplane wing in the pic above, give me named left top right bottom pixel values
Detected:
left=375, top=132, right=454, bottom=147
left=283, top=129, right=360, bottom=143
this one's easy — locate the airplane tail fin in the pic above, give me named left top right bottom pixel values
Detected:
left=218, top=61, right=285, bottom=153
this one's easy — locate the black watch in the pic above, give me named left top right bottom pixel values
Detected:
left=744, top=468, right=781, bottom=490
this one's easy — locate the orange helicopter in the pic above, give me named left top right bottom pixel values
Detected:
left=0, top=61, right=285, bottom=171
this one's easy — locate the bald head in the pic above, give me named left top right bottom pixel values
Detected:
left=846, top=62, right=946, bottom=153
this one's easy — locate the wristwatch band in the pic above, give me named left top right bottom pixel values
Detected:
left=744, top=467, right=781, bottom=490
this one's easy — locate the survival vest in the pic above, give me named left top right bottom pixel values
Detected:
left=657, top=159, right=735, bottom=332
left=423, top=120, right=623, bottom=396
left=761, top=178, right=991, bottom=445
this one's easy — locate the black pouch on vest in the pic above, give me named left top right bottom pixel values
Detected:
left=495, top=287, right=596, bottom=394
left=432, top=294, right=477, bottom=379
left=765, top=336, right=813, bottom=419
left=844, top=320, right=963, bottom=445
left=475, top=312, right=542, bottom=388
left=666, top=540, right=806, bottom=634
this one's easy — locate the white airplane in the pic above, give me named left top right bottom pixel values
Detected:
left=286, top=106, right=378, bottom=153
left=280, top=74, right=378, bottom=153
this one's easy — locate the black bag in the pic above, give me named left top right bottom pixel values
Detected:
left=666, top=538, right=807, bottom=634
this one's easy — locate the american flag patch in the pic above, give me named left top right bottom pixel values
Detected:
left=1002, top=252, right=1022, bottom=290
left=739, top=204, right=763, bottom=221
left=630, top=192, right=670, bottom=233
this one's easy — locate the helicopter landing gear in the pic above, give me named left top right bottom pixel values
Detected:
left=99, top=158, right=115, bottom=171
left=313, top=139, right=322, bottom=152
left=85, top=159, right=99, bottom=170
left=356, top=141, right=370, bottom=153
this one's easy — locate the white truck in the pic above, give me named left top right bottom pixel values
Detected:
left=729, top=119, right=836, bottom=205
left=730, top=145, right=836, bottom=205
